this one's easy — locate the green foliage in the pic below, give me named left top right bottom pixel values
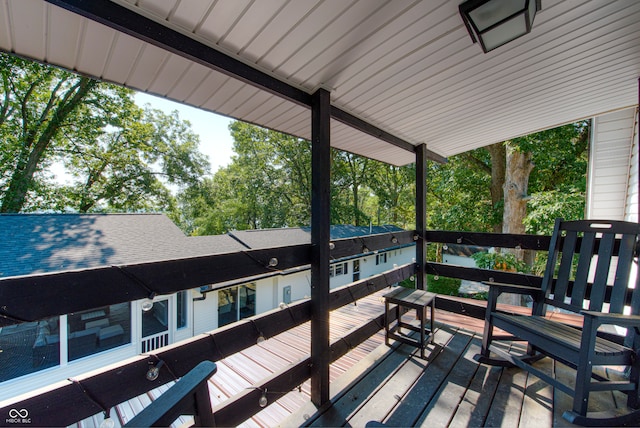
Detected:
left=427, top=150, right=498, bottom=232
left=426, top=274, right=461, bottom=296
left=399, top=277, right=415, bottom=289
left=471, top=251, right=531, bottom=274
left=0, top=53, right=590, bottom=241
left=182, top=121, right=417, bottom=234
left=516, top=121, right=589, bottom=194
left=0, top=53, right=209, bottom=214
left=331, top=151, right=369, bottom=226
left=426, top=121, right=588, bottom=234
left=366, top=163, right=415, bottom=228
left=180, top=122, right=312, bottom=235
left=524, top=187, right=585, bottom=235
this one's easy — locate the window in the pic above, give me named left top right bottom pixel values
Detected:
left=0, top=316, right=60, bottom=382
left=376, top=252, right=388, bottom=265
left=142, top=300, right=168, bottom=338
left=68, top=303, right=131, bottom=361
left=239, top=284, right=256, bottom=319
left=176, top=291, right=187, bottom=329
left=218, top=284, right=256, bottom=328
left=331, top=262, right=348, bottom=277
left=353, top=259, right=360, bottom=282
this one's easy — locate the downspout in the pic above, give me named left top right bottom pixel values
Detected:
left=193, top=292, right=207, bottom=302
left=585, top=117, right=596, bottom=219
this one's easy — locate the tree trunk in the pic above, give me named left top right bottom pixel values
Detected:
left=502, top=144, right=533, bottom=235
left=500, top=143, right=534, bottom=305
left=486, top=143, right=506, bottom=233
left=352, top=184, right=360, bottom=226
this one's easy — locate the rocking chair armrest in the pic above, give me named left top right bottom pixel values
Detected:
left=581, top=310, right=640, bottom=328
left=483, top=281, right=542, bottom=297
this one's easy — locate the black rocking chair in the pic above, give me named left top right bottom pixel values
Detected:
left=476, top=218, right=640, bottom=426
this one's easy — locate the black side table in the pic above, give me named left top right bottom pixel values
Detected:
left=384, top=287, right=436, bottom=358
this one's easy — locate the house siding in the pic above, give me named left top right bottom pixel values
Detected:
left=587, top=108, right=638, bottom=220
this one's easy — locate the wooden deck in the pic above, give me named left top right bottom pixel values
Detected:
left=284, top=322, right=628, bottom=428
left=72, top=291, right=629, bottom=428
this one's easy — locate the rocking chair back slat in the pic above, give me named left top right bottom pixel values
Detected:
left=610, top=233, right=636, bottom=314
left=553, top=229, right=577, bottom=303
left=541, top=221, right=638, bottom=314
left=536, top=218, right=563, bottom=316
left=570, top=231, right=595, bottom=307
left=589, top=232, right=615, bottom=312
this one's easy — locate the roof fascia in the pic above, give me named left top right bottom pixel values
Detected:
left=46, top=0, right=447, bottom=163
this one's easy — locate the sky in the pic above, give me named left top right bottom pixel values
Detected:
left=135, top=92, right=235, bottom=175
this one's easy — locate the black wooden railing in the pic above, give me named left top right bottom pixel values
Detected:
left=123, top=360, right=218, bottom=427
left=0, top=229, right=561, bottom=426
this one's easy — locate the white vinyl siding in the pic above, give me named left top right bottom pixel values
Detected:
left=587, top=108, right=637, bottom=221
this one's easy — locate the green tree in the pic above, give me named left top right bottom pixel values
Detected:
left=427, top=150, right=496, bottom=232
left=0, top=54, right=99, bottom=212
left=427, top=121, right=589, bottom=234
left=61, top=107, right=207, bottom=213
left=181, top=119, right=588, bottom=239
left=367, top=163, right=415, bottom=228
left=520, top=121, right=589, bottom=234
left=181, top=122, right=312, bottom=235
left=0, top=53, right=209, bottom=213
left=331, top=151, right=370, bottom=226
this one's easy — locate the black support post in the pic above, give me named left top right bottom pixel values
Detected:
left=416, top=144, right=428, bottom=290
left=310, top=88, right=331, bottom=406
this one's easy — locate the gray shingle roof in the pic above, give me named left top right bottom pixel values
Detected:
left=0, top=214, right=406, bottom=278
left=0, top=214, right=244, bottom=277
left=229, top=225, right=405, bottom=249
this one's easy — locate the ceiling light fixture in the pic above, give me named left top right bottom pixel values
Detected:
left=459, top=0, right=541, bottom=53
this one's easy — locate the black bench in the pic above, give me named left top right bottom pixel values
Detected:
left=476, top=219, right=640, bottom=426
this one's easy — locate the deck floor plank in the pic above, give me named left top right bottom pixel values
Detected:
left=485, top=365, right=529, bottom=427
left=448, top=342, right=503, bottom=428
left=382, top=327, right=469, bottom=427
left=347, top=347, right=428, bottom=427
left=411, top=331, right=479, bottom=427
left=308, top=343, right=419, bottom=427
left=553, top=360, right=581, bottom=427
left=360, top=328, right=460, bottom=427
left=519, top=358, right=554, bottom=428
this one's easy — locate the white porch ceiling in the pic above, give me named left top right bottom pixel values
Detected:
left=0, top=0, right=639, bottom=165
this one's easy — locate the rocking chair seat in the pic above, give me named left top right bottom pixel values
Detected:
left=492, top=313, right=633, bottom=363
